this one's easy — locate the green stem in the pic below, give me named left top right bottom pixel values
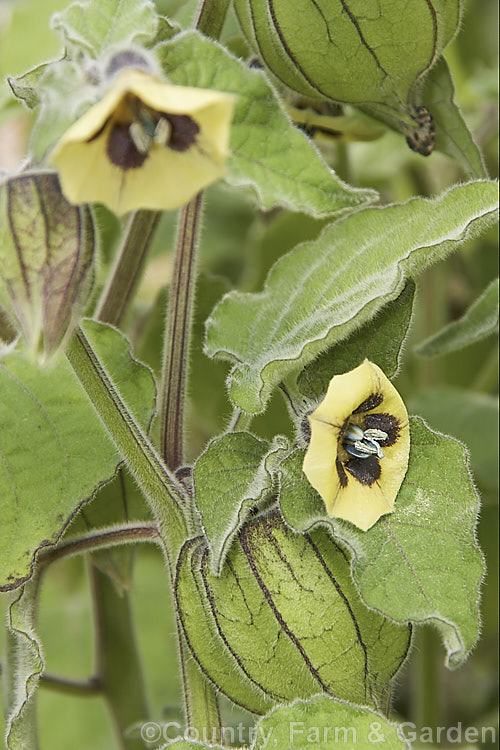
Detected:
left=64, top=325, right=201, bottom=743
left=412, top=626, right=442, bottom=731
left=196, top=0, right=231, bottom=38
left=90, top=209, right=163, bottom=749
left=95, top=210, right=160, bottom=326
left=89, top=563, right=149, bottom=750
left=182, top=649, right=222, bottom=743
left=65, top=326, right=204, bottom=741
left=65, top=327, right=189, bottom=562
left=160, top=13, right=228, bottom=731
left=158, top=193, right=222, bottom=737
left=159, top=194, right=203, bottom=471
left=93, top=210, right=162, bottom=747
left=39, top=673, right=103, bottom=697
left=228, top=408, right=254, bottom=432
left=37, top=523, right=159, bottom=570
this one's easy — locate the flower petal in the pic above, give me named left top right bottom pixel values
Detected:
left=303, top=360, right=410, bottom=531
left=50, top=69, right=234, bottom=215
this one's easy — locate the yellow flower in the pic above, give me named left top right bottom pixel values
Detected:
left=302, top=360, right=410, bottom=531
left=50, top=68, right=234, bottom=215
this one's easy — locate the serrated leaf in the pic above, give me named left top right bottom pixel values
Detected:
left=51, top=0, right=158, bottom=58
left=0, top=320, right=156, bottom=591
left=280, top=417, right=484, bottom=668
left=156, top=31, right=375, bottom=216
left=297, top=281, right=415, bottom=402
left=194, top=432, right=289, bottom=575
left=409, top=387, right=499, bottom=491
left=423, top=57, right=487, bottom=178
left=416, top=278, right=498, bottom=357
left=253, top=695, right=410, bottom=750
left=206, top=180, right=499, bottom=414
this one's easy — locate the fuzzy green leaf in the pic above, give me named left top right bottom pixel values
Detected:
left=297, top=281, right=415, bottom=402
left=7, top=60, right=47, bottom=110
left=423, top=57, right=487, bottom=178
left=4, top=580, right=41, bottom=750
left=9, top=0, right=161, bottom=159
left=156, top=31, right=375, bottom=216
left=0, top=320, right=155, bottom=591
left=206, top=180, right=499, bottom=414
left=416, top=278, right=499, bottom=357
left=194, top=432, right=289, bottom=575
left=51, top=0, right=158, bottom=58
left=164, top=694, right=411, bottom=749
left=409, top=387, right=499, bottom=491
left=253, top=695, right=410, bottom=750
left=280, top=417, right=484, bottom=668
left=9, top=57, right=101, bottom=161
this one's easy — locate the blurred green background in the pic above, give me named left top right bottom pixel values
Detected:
left=0, top=0, right=498, bottom=748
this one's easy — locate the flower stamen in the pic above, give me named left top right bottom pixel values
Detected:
left=343, top=424, right=388, bottom=460
left=302, top=361, right=410, bottom=530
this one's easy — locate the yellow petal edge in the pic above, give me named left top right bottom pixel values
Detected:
left=50, top=69, right=234, bottom=215
left=302, top=360, right=410, bottom=531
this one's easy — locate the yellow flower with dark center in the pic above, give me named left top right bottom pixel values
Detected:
left=50, top=68, right=234, bottom=215
left=302, top=360, right=410, bottom=531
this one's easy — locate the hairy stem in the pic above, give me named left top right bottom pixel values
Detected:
left=182, top=649, right=222, bottom=743
left=90, top=209, right=162, bottom=749
left=159, top=194, right=203, bottom=470
left=228, top=408, right=254, bottom=432
left=95, top=210, right=160, bottom=326
left=196, top=0, right=231, bottom=38
left=158, top=193, right=222, bottom=737
left=37, top=523, right=159, bottom=570
left=65, top=327, right=189, bottom=559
